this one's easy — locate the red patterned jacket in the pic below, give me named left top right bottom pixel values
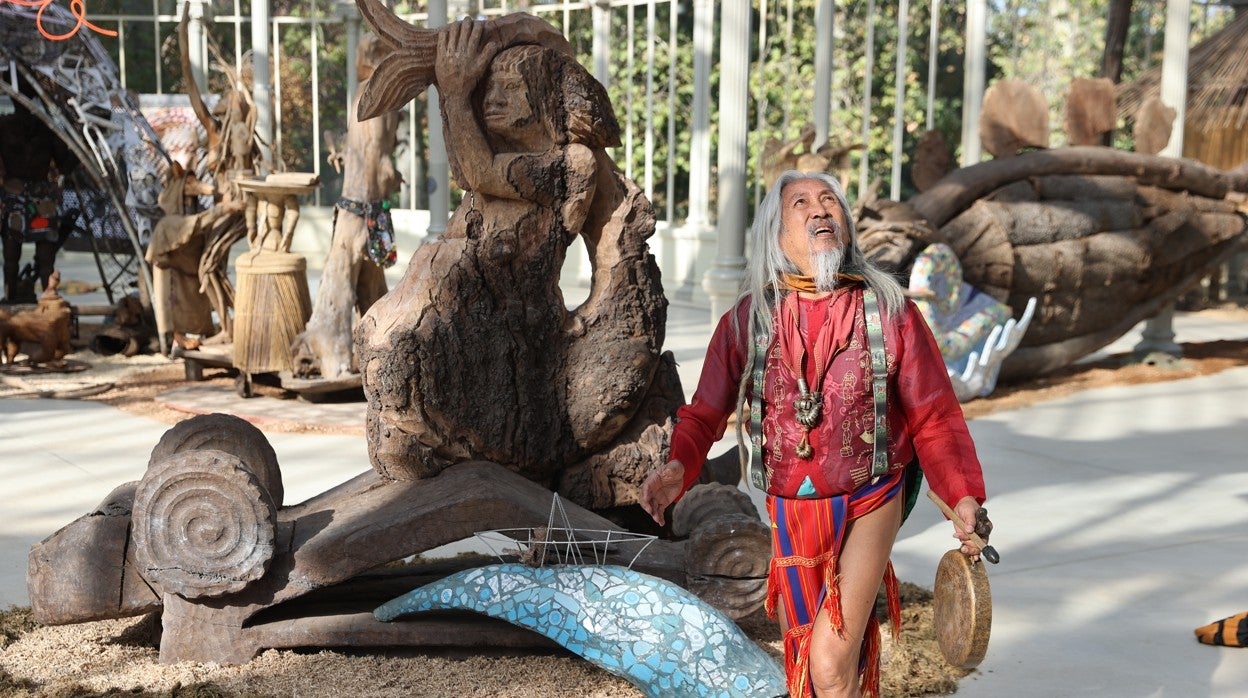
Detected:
left=668, top=288, right=986, bottom=505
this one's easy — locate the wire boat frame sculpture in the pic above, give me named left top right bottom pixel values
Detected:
left=474, top=494, right=658, bottom=569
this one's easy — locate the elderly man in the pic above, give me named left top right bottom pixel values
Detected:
left=641, top=171, right=991, bottom=697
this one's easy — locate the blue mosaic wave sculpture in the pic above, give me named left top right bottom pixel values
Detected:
left=375, top=563, right=786, bottom=698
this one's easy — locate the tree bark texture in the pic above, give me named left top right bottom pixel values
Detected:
left=1101, top=0, right=1134, bottom=85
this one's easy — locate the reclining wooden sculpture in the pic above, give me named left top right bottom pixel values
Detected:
left=857, top=78, right=1248, bottom=380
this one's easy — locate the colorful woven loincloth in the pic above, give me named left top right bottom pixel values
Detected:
left=765, top=470, right=905, bottom=698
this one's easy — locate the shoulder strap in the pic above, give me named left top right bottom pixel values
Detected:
left=863, top=288, right=890, bottom=483
left=746, top=301, right=771, bottom=491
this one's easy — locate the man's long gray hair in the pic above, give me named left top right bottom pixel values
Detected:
left=732, top=171, right=906, bottom=472
left=738, top=170, right=905, bottom=337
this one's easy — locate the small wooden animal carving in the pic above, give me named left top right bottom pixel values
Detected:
left=3, top=270, right=73, bottom=366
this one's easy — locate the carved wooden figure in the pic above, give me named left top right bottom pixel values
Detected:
left=145, top=162, right=243, bottom=349
left=144, top=11, right=267, bottom=350
left=291, top=33, right=401, bottom=380
left=28, top=6, right=770, bottom=667
left=353, top=6, right=678, bottom=510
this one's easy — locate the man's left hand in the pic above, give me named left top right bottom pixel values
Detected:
left=952, top=496, right=991, bottom=562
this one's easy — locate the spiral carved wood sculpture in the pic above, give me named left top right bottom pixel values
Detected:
left=131, top=449, right=276, bottom=599
left=146, top=412, right=283, bottom=507
left=671, top=484, right=771, bottom=619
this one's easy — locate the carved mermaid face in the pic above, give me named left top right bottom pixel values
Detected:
left=482, top=58, right=548, bottom=150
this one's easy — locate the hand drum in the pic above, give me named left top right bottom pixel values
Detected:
left=932, top=548, right=992, bottom=669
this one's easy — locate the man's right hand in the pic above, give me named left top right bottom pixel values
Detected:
left=639, top=460, right=686, bottom=526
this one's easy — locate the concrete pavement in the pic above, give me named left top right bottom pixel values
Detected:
left=893, top=364, right=1248, bottom=697
left=2, top=281, right=1247, bottom=696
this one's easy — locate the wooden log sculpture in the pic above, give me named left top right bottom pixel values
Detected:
left=1, top=270, right=73, bottom=366
left=27, top=7, right=772, bottom=668
left=27, top=413, right=769, bottom=664
left=1133, top=97, right=1176, bottom=156
left=291, top=33, right=401, bottom=380
left=352, top=4, right=678, bottom=510
left=912, top=129, right=953, bottom=193
left=90, top=295, right=157, bottom=357
left=1064, top=77, right=1117, bottom=147
left=857, top=145, right=1248, bottom=380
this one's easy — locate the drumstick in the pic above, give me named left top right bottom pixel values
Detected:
left=926, top=490, right=1000, bottom=564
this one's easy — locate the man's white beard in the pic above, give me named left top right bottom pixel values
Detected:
left=812, top=247, right=845, bottom=292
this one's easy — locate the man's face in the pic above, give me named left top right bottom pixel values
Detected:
left=778, top=178, right=851, bottom=276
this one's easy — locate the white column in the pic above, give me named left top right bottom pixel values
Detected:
left=960, top=0, right=986, bottom=167
left=687, top=0, right=713, bottom=228
left=250, top=0, right=274, bottom=172
left=1158, top=0, right=1190, bottom=161
left=340, top=0, right=360, bottom=109
left=592, top=0, right=611, bottom=87
left=664, top=0, right=715, bottom=304
left=926, top=0, right=941, bottom=130
left=812, top=0, right=834, bottom=151
left=183, top=0, right=210, bottom=94
left=702, top=0, right=750, bottom=321
left=1136, top=0, right=1191, bottom=357
left=890, top=0, right=910, bottom=200
left=426, top=0, right=450, bottom=241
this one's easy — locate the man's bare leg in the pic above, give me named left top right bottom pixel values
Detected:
left=807, top=494, right=903, bottom=697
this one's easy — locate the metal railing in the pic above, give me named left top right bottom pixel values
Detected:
left=85, top=0, right=687, bottom=223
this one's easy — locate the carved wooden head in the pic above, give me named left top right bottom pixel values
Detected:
left=481, top=44, right=620, bottom=151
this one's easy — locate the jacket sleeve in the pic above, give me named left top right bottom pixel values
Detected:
left=894, top=300, right=987, bottom=507
left=668, top=301, right=751, bottom=493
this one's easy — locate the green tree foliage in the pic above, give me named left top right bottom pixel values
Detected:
left=77, top=0, right=1234, bottom=218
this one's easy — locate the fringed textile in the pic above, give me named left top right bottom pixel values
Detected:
left=765, top=470, right=905, bottom=698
